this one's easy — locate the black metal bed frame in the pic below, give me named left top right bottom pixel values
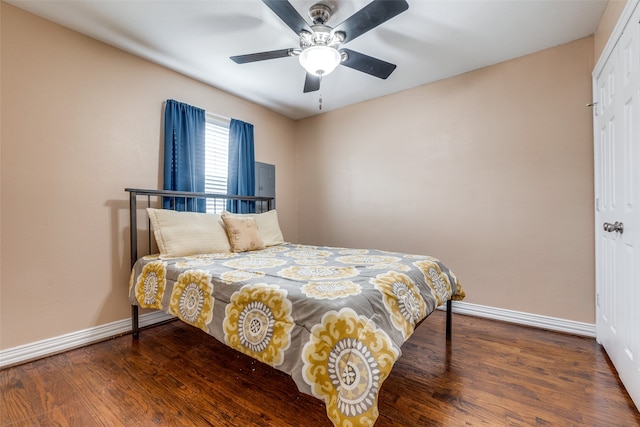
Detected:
left=125, top=188, right=453, bottom=340
left=126, top=188, right=275, bottom=338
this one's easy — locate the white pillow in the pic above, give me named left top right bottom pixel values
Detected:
left=222, top=210, right=284, bottom=247
left=147, top=208, right=231, bottom=257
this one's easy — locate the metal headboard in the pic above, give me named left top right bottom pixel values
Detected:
left=125, top=188, right=274, bottom=268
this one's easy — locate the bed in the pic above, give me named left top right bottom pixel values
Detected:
left=126, top=188, right=465, bottom=427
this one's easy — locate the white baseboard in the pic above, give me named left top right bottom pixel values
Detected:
left=0, top=311, right=174, bottom=369
left=0, top=303, right=595, bottom=370
left=445, top=301, right=596, bottom=338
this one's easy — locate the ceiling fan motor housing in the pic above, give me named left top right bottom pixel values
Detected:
left=300, top=26, right=343, bottom=50
left=301, top=3, right=343, bottom=50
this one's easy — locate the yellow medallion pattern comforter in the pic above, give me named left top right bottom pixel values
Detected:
left=129, top=243, right=464, bottom=427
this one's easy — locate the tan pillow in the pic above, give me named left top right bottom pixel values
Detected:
left=222, top=210, right=284, bottom=247
left=221, top=213, right=265, bottom=252
left=147, top=208, right=231, bottom=257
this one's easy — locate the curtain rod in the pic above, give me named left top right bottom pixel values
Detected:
left=162, top=100, right=231, bottom=122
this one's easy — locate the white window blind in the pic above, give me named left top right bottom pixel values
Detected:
left=205, top=114, right=229, bottom=213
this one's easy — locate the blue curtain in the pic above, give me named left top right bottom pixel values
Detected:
left=163, top=99, right=206, bottom=212
left=227, top=119, right=255, bottom=213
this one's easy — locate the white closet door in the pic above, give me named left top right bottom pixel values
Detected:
left=594, top=1, right=640, bottom=410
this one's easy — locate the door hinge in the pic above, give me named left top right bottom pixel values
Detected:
left=596, top=292, right=600, bottom=307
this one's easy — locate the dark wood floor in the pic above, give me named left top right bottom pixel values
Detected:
left=1, top=312, right=639, bottom=426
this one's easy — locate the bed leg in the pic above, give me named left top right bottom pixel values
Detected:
left=446, top=299, right=452, bottom=341
left=132, top=305, right=140, bottom=339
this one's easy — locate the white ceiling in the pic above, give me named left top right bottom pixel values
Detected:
left=6, top=0, right=608, bottom=120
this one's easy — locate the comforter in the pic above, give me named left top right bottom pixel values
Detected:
left=129, top=243, right=464, bottom=426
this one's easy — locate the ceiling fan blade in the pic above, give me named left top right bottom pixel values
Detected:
left=340, top=48, right=396, bottom=79
left=333, top=0, right=409, bottom=44
left=262, top=0, right=312, bottom=35
left=303, top=73, right=321, bottom=93
left=230, top=48, right=292, bottom=64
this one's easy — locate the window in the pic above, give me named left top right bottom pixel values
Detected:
left=204, top=114, right=229, bottom=213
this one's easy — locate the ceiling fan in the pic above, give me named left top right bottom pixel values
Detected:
left=230, top=0, right=409, bottom=93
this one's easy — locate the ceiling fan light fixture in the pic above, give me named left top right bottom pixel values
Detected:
left=298, top=45, right=341, bottom=76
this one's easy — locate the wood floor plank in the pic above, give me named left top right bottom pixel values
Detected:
left=1, top=312, right=639, bottom=426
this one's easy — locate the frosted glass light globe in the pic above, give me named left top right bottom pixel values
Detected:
left=299, top=46, right=341, bottom=76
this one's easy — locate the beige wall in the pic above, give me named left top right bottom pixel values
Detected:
left=0, top=4, right=297, bottom=349
left=295, top=37, right=596, bottom=323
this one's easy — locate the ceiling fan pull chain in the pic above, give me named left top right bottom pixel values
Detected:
left=318, top=74, right=323, bottom=110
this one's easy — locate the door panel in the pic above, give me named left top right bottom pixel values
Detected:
left=594, top=1, right=640, bottom=410
left=595, top=49, right=618, bottom=348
